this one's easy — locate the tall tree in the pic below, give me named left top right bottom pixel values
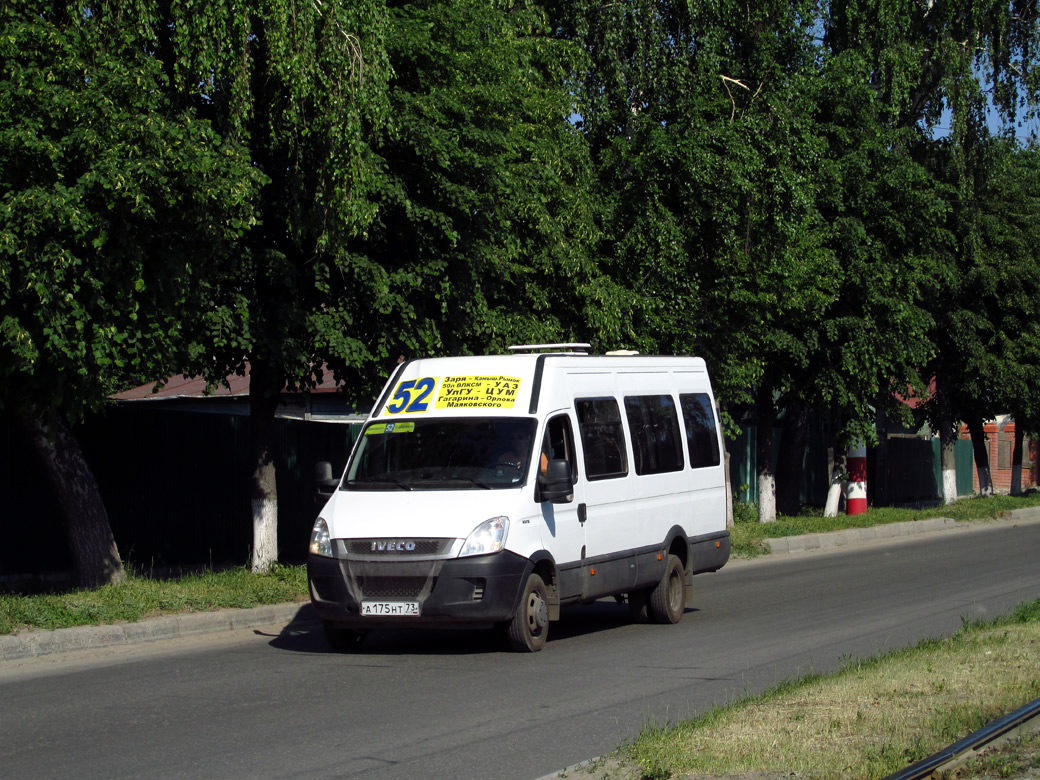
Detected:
left=0, top=0, right=258, bottom=584
left=551, top=0, right=841, bottom=521
left=151, top=0, right=393, bottom=571
left=805, top=45, right=939, bottom=513
left=358, top=0, right=608, bottom=357
left=978, top=140, right=1040, bottom=494
left=826, top=0, right=1040, bottom=503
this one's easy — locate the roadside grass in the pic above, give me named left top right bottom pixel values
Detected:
left=577, top=598, right=1040, bottom=780
left=729, top=491, right=1040, bottom=557
left=0, top=564, right=307, bottom=635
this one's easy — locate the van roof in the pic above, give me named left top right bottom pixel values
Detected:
left=371, top=351, right=708, bottom=419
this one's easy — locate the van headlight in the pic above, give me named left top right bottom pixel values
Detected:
left=459, top=516, right=509, bottom=557
left=309, top=517, right=333, bottom=557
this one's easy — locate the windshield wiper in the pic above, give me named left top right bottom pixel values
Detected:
left=346, top=475, right=413, bottom=491
left=447, top=473, right=493, bottom=489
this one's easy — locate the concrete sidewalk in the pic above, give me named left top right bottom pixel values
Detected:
left=0, top=601, right=318, bottom=662
left=761, top=507, right=1040, bottom=554
left=4, top=507, right=1040, bottom=662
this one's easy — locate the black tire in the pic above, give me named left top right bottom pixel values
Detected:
left=648, top=555, right=686, bottom=624
left=506, top=574, right=550, bottom=652
left=323, top=621, right=367, bottom=652
left=628, top=588, right=652, bottom=623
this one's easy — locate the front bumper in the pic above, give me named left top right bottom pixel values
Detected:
left=308, top=548, right=531, bottom=628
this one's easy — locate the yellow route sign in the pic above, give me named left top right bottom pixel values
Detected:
left=434, top=375, right=522, bottom=409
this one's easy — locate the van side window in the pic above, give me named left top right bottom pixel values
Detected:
left=679, top=393, right=722, bottom=468
left=575, top=398, right=629, bottom=480
left=624, top=395, right=684, bottom=475
left=541, top=415, right=576, bottom=481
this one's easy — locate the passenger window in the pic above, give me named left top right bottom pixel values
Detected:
left=624, top=395, right=684, bottom=475
left=679, top=393, right=722, bottom=468
left=575, top=398, right=629, bottom=480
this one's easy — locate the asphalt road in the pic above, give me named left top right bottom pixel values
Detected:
left=2, top=521, right=1039, bottom=780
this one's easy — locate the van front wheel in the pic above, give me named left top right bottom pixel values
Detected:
left=506, top=574, right=549, bottom=652
left=649, top=555, right=685, bottom=624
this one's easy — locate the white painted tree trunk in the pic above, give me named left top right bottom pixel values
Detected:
left=251, top=496, right=279, bottom=572
left=758, top=470, right=776, bottom=523
left=824, top=478, right=843, bottom=518
left=942, top=467, right=958, bottom=504
left=941, top=438, right=958, bottom=505
left=824, top=446, right=846, bottom=518
left=249, top=359, right=283, bottom=573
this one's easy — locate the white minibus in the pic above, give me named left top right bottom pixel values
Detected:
left=307, top=344, right=730, bottom=651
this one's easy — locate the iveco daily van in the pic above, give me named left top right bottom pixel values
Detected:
left=307, top=344, right=730, bottom=651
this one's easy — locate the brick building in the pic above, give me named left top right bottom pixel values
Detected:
left=960, top=416, right=1038, bottom=493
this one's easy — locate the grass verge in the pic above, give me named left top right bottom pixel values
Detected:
left=729, top=492, right=1040, bottom=557
left=0, top=564, right=307, bottom=635
left=573, top=599, right=1040, bottom=780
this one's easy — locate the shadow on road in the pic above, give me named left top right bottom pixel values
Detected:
left=264, top=600, right=699, bottom=655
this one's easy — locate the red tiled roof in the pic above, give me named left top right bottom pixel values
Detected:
left=110, top=363, right=343, bottom=400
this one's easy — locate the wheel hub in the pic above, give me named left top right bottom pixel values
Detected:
left=528, top=593, right=548, bottom=631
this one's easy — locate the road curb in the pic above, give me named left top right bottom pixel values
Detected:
left=762, top=507, right=1040, bottom=555
left=0, top=602, right=318, bottom=662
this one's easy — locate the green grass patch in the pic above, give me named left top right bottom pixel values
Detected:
left=729, top=492, right=1040, bottom=557
left=0, top=564, right=307, bottom=635
left=579, top=597, right=1040, bottom=780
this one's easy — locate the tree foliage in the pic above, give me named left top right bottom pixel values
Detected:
left=358, top=0, right=608, bottom=358
left=0, top=0, right=258, bottom=419
left=551, top=0, right=1040, bottom=515
left=0, top=0, right=259, bottom=584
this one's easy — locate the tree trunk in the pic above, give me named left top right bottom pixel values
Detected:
left=940, top=432, right=958, bottom=504
left=938, top=416, right=958, bottom=505
left=724, top=445, right=734, bottom=529
left=11, top=407, right=125, bottom=588
left=966, top=414, right=993, bottom=497
left=1010, top=423, right=1024, bottom=496
left=874, top=407, right=890, bottom=507
left=823, top=437, right=847, bottom=518
left=775, top=403, right=807, bottom=517
left=249, top=359, right=283, bottom=572
left=756, top=386, right=777, bottom=523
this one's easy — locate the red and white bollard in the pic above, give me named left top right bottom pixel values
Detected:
left=846, top=440, right=867, bottom=515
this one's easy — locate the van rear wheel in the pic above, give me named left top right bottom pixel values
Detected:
left=506, top=573, right=549, bottom=652
left=649, top=555, right=685, bottom=624
left=323, top=621, right=367, bottom=652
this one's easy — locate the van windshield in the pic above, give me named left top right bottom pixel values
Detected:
left=343, top=417, right=538, bottom=490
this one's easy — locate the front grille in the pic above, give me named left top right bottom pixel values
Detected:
left=346, top=538, right=453, bottom=557
left=356, top=576, right=432, bottom=599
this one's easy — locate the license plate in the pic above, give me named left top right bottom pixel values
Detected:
left=361, top=601, right=420, bottom=617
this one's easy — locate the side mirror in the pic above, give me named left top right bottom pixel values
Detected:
left=313, top=461, right=340, bottom=505
left=538, top=458, right=574, bottom=503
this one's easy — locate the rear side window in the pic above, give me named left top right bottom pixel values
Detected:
left=575, top=398, right=628, bottom=480
left=624, top=395, right=684, bottom=475
left=679, top=393, right=721, bottom=468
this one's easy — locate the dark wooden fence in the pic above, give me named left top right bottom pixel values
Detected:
left=1, top=407, right=359, bottom=579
